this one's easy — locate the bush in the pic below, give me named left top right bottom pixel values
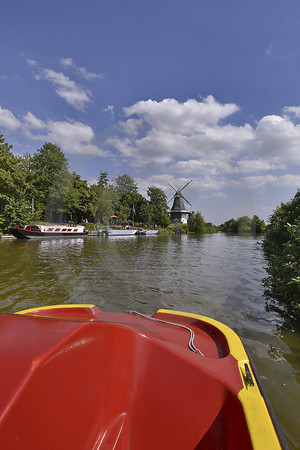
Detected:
left=81, top=222, right=96, bottom=231
left=188, top=212, right=206, bottom=234
left=220, top=215, right=265, bottom=234
left=263, top=190, right=300, bottom=313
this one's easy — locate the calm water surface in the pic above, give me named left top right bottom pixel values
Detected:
left=1, top=233, right=299, bottom=448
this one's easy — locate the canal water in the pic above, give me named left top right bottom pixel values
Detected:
left=0, top=233, right=299, bottom=448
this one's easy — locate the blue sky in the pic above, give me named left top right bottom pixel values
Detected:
left=1, top=0, right=300, bottom=224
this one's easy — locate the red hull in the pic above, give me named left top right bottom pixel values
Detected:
left=0, top=306, right=284, bottom=449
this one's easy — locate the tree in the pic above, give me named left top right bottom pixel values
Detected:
left=188, top=212, right=206, bottom=234
left=2, top=193, right=40, bottom=230
left=116, top=203, right=131, bottom=222
left=147, top=186, right=169, bottom=226
left=251, top=215, right=266, bottom=234
left=0, top=135, right=31, bottom=200
left=64, top=172, right=95, bottom=223
left=159, top=210, right=171, bottom=228
left=0, top=135, right=37, bottom=231
left=220, top=215, right=265, bottom=234
left=263, top=190, right=300, bottom=311
left=220, top=218, right=238, bottom=233
left=112, top=174, right=138, bottom=196
left=31, top=143, right=70, bottom=219
left=97, top=171, right=109, bottom=188
left=139, top=202, right=152, bottom=226
left=237, top=216, right=252, bottom=233
left=45, top=167, right=72, bottom=222
left=93, top=185, right=119, bottom=224
left=116, top=191, right=148, bottom=223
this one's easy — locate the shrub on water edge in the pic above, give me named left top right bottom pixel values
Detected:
left=187, top=212, right=206, bottom=235
left=157, top=226, right=174, bottom=235
left=263, top=190, right=300, bottom=315
left=81, top=222, right=96, bottom=231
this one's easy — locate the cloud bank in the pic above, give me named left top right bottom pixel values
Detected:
left=104, top=96, right=300, bottom=194
left=1, top=95, right=299, bottom=197
left=0, top=108, right=108, bottom=156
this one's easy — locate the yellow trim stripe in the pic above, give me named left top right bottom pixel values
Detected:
left=156, top=309, right=281, bottom=449
left=157, top=309, right=246, bottom=361
left=15, top=304, right=95, bottom=315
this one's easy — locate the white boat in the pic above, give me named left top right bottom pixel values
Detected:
left=106, top=229, right=137, bottom=236
left=9, top=224, right=89, bottom=239
left=136, top=229, right=159, bottom=235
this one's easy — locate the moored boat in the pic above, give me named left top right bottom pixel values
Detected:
left=9, top=224, right=89, bottom=239
left=106, top=228, right=137, bottom=236
left=0, top=304, right=286, bottom=449
left=137, top=229, right=159, bottom=235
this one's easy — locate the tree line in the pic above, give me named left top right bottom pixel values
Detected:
left=0, top=135, right=171, bottom=233
left=219, top=215, right=266, bottom=234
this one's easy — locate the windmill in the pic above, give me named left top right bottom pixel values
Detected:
left=166, top=180, right=193, bottom=223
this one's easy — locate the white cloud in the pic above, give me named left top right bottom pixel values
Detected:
left=230, top=174, right=300, bottom=189
left=36, top=68, right=91, bottom=111
left=22, top=112, right=109, bottom=156
left=119, top=118, right=143, bottom=136
left=0, top=106, right=21, bottom=132
left=123, top=96, right=239, bottom=134
left=60, top=57, right=104, bottom=80
left=0, top=106, right=108, bottom=157
left=283, top=106, right=300, bottom=119
left=60, top=57, right=73, bottom=67
left=109, top=97, right=251, bottom=170
left=104, top=105, right=115, bottom=121
left=234, top=159, right=285, bottom=173
left=106, top=98, right=300, bottom=184
left=251, top=115, right=300, bottom=164
left=23, top=111, right=45, bottom=129
left=27, top=58, right=37, bottom=66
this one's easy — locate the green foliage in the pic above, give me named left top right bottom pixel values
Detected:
left=138, top=202, right=152, bottom=226
left=1, top=194, right=40, bottom=232
left=205, top=222, right=218, bottom=233
left=112, top=174, right=138, bottom=196
left=220, top=215, right=265, bottom=234
left=167, top=223, right=183, bottom=234
left=93, top=185, right=119, bottom=224
left=147, top=186, right=170, bottom=227
left=81, top=222, right=95, bottom=231
left=238, top=215, right=252, bottom=233
left=219, top=218, right=238, bottom=233
left=0, top=135, right=38, bottom=232
left=263, top=190, right=300, bottom=312
left=116, top=191, right=148, bottom=223
left=158, top=210, right=171, bottom=228
left=116, top=203, right=131, bottom=222
left=31, top=142, right=70, bottom=218
left=188, top=212, right=206, bottom=234
left=251, top=215, right=266, bottom=234
left=97, top=171, right=109, bottom=188
left=64, top=172, right=96, bottom=223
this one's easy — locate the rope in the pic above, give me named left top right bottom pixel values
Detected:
left=128, top=310, right=204, bottom=356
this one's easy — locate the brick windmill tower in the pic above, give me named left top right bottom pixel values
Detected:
left=166, top=180, right=192, bottom=224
